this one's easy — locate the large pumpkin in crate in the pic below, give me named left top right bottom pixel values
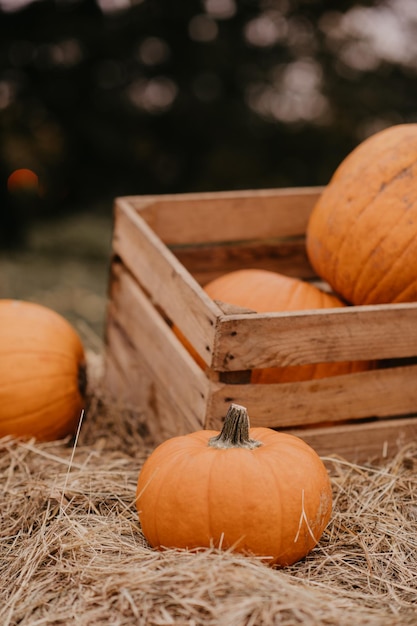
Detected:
left=306, top=124, right=417, bottom=305
left=0, top=300, right=87, bottom=441
left=176, top=268, right=371, bottom=382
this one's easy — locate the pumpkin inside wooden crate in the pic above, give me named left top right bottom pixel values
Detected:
left=104, top=187, right=417, bottom=462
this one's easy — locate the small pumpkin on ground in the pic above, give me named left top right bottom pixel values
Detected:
left=0, top=299, right=87, bottom=441
left=176, top=268, right=371, bottom=382
left=306, top=123, right=417, bottom=305
left=136, top=403, right=332, bottom=567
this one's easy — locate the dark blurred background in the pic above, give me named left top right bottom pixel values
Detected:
left=1, top=0, right=416, bottom=342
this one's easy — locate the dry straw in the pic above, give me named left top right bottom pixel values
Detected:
left=1, top=351, right=417, bottom=625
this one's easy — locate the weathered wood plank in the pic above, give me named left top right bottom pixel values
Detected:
left=107, top=262, right=210, bottom=436
left=104, top=270, right=149, bottom=412
left=120, top=186, right=323, bottom=244
left=289, top=417, right=417, bottom=464
left=213, top=303, right=417, bottom=370
left=113, top=200, right=220, bottom=366
left=172, top=238, right=314, bottom=285
left=105, top=326, right=203, bottom=443
left=206, top=365, right=417, bottom=429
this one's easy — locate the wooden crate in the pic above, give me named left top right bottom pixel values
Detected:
left=103, top=187, right=417, bottom=462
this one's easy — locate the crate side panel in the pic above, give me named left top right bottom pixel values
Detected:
left=289, top=416, right=417, bottom=464
left=113, top=200, right=221, bottom=366
left=105, top=262, right=210, bottom=436
left=105, top=323, right=201, bottom=443
left=172, top=238, right=315, bottom=285
left=213, top=303, right=417, bottom=370
left=103, top=332, right=143, bottom=412
left=123, top=187, right=322, bottom=244
left=206, top=365, right=417, bottom=429
left=104, top=322, right=170, bottom=443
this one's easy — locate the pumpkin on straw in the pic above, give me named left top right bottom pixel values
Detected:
left=136, top=403, right=332, bottom=567
left=0, top=299, right=86, bottom=441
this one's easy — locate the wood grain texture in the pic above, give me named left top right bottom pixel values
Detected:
left=123, top=187, right=323, bottom=244
left=212, top=303, right=417, bottom=370
left=206, top=365, right=417, bottom=429
left=172, top=238, right=314, bottom=285
left=105, top=262, right=209, bottom=438
left=289, top=417, right=417, bottom=464
left=113, top=199, right=220, bottom=366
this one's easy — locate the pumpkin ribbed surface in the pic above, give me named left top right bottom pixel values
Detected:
left=202, top=268, right=371, bottom=382
left=136, top=404, right=332, bottom=567
left=204, top=268, right=339, bottom=312
left=306, top=123, right=417, bottom=305
left=0, top=300, right=86, bottom=441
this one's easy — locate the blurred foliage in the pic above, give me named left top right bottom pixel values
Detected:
left=1, top=0, right=417, bottom=246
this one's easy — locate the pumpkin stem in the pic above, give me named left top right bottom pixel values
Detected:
left=208, top=403, right=262, bottom=450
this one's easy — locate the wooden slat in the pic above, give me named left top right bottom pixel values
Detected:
left=105, top=298, right=160, bottom=413
left=213, top=303, right=417, bottom=370
left=289, top=416, right=417, bottom=464
left=206, top=365, right=417, bottom=429
left=113, top=199, right=221, bottom=366
left=105, top=323, right=199, bottom=443
left=107, top=262, right=210, bottom=435
left=172, top=238, right=314, bottom=285
left=121, top=187, right=323, bottom=244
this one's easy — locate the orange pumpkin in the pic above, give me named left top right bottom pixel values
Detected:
left=306, top=123, right=417, bottom=305
left=177, top=268, right=371, bottom=382
left=0, top=300, right=86, bottom=441
left=136, top=403, right=332, bottom=567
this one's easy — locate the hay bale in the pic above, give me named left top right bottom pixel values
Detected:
left=1, top=351, right=417, bottom=625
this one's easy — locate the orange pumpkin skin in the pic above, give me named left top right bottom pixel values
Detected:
left=0, top=300, right=86, bottom=441
left=306, top=124, right=417, bottom=305
left=183, top=268, right=370, bottom=382
left=136, top=407, right=332, bottom=567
